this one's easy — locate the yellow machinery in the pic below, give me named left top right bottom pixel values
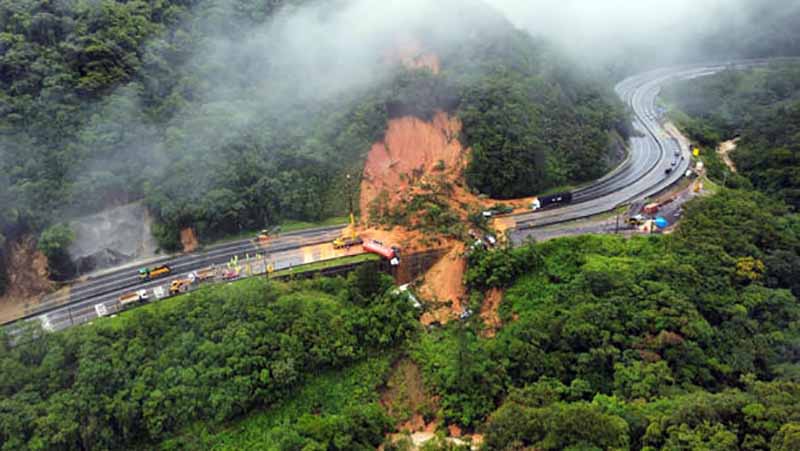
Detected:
left=333, top=212, right=363, bottom=249
left=332, top=174, right=363, bottom=249
left=169, top=278, right=193, bottom=295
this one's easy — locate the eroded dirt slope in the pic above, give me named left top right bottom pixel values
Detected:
left=417, top=243, right=467, bottom=325
left=385, top=35, right=441, bottom=75
left=0, top=236, right=53, bottom=323
left=360, top=111, right=465, bottom=218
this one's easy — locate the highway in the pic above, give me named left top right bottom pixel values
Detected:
left=508, top=61, right=767, bottom=241
left=4, top=226, right=348, bottom=336
left=2, top=61, right=766, bottom=338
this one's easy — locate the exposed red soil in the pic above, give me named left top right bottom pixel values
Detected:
left=358, top=111, right=534, bottom=244
left=359, top=43, right=538, bottom=327
left=448, top=424, right=463, bottom=438
left=480, top=288, right=504, bottom=337
left=385, top=35, right=441, bottom=74
left=357, top=110, right=523, bottom=323
left=380, top=359, right=443, bottom=451
left=0, top=236, right=54, bottom=323
left=359, top=112, right=467, bottom=220
left=418, top=244, right=467, bottom=325
left=180, top=228, right=198, bottom=253
left=357, top=111, right=474, bottom=323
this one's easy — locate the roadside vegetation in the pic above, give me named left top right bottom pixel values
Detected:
left=459, top=70, right=628, bottom=199
left=0, top=265, right=418, bottom=450
left=161, top=357, right=394, bottom=450
left=663, top=62, right=800, bottom=207
left=414, top=189, right=800, bottom=448
left=269, top=253, right=381, bottom=279
left=5, top=188, right=799, bottom=450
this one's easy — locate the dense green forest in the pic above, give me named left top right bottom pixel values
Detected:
left=663, top=62, right=800, bottom=208
left=0, top=0, right=387, bottom=255
left=0, top=0, right=626, bottom=286
left=0, top=266, right=417, bottom=450
left=458, top=65, right=627, bottom=199
left=3, top=1, right=800, bottom=449
left=414, top=189, right=800, bottom=449
left=163, top=356, right=394, bottom=450
left=4, top=188, right=800, bottom=450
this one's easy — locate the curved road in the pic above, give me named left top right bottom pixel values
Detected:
left=508, top=61, right=766, bottom=239
left=2, top=61, right=767, bottom=337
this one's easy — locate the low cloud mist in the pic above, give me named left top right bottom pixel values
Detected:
left=67, top=0, right=510, bottom=212
left=66, top=0, right=798, bottom=216
left=484, top=0, right=794, bottom=70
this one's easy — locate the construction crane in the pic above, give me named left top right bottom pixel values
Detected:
left=333, top=174, right=364, bottom=249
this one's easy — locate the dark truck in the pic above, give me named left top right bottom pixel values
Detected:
left=531, top=192, right=573, bottom=211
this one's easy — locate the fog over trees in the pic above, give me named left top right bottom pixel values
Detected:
left=2, top=2, right=800, bottom=449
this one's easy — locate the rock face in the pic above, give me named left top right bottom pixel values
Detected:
left=68, top=202, right=158, bottom=275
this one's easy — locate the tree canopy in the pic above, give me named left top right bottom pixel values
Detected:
left=0, top=0, right=626, bottom=272
left=413, top=189, right=800, bottom=449
left=0, top=271, right=418, bottom=450
left=663, top=62, right=800, bottom=208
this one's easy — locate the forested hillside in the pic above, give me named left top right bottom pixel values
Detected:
left=0, top=0, right=626, bottom=288
left=4, top=188, right=800, bottom=450
left=0, top=267, right=417, bottom=449
left=4, top=1, right=800, bottom=449
left=415, top=189, right=800, bottom=449
left=663, top=62, right=800, bottom=208
left=0, top=0, right=385, bottom=255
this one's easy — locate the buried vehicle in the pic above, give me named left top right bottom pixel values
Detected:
left=363, top=240, right=401, bottom=266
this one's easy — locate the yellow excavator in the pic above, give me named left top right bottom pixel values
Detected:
left=332, top=174, right=363, bottom=249
left=333, top=211, right=363, bottom=249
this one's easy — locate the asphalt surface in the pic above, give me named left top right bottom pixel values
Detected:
left=508, top=61, right=767, bottom=242
left=515, top=179, right=702, bottom=243
left=4, top=226, right=346, bottom=337
left=2, top=60, right=772, bottom=338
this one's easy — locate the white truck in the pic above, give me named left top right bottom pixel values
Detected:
left=118, top=289, right=148, bottom=308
